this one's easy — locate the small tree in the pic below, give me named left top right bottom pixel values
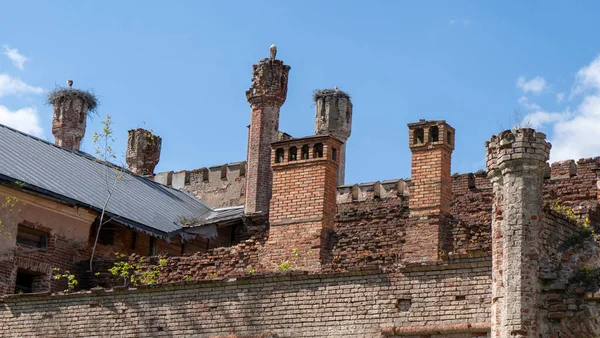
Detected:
left=89, top=115, right=125, bottom=272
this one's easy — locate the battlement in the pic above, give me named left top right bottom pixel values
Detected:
left=548, top=157, right=600, bottom=180
left=485, top=128, right=551, bottom=175
left=153, top=162, right=246, bottom=189
left=153, top=162, right=247, bottom=208
left=336, top=179, right=408, bottom=203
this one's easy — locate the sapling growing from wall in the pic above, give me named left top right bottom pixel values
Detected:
left=89, top=115, right=125, bottom=272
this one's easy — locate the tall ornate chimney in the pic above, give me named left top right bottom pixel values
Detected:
left=244, top=45, right=291, bottom=216
left=404, top=119, right=455, bottom=263
left=49, top=81, right=97, bottom=151
left=314, top=88, right=352, bottom=186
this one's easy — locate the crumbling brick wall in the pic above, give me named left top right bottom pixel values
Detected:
left=545, top=157, right=600, bottom=212
left=449, top=171, right=493, bottom=255
left=0, top=261, right=491, bottom=338
left=327, top=198, right=408, bottom=271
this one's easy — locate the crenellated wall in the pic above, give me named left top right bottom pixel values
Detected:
left=545, top=157, right=600, bottom=213
left=153, top=162, right=247, bottom=208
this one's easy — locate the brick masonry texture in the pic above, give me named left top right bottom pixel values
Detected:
left=0, top=264, right=492, bottom=338
left=10, top=44, right=600, bottom=338
left=125, top=128, right=162, bottom=176
left=51, top=95, right=89, bottom=151
left=314, top=90, right=352, bottom=186
left=153, top=162, right=247, bottom=208
left=4, top=145, right=600, bottom=336
left=486, top=128, right=551, bottom=337
left=9, top=62, right=600, bottom=338
left=244, top=58, right=291, bottom=216
left=263, top=135, right=341, bottom=271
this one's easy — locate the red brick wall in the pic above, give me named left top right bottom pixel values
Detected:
left=328, top=198, right=408, bottom=271
left=449, top=172, right=493, bottom=255
left=409, top=147, right=453, bottom=215
left=405, top=120, right=454, bottom=263
left=264, top=136, right=341, bottom=271
left=544, top=157, right=600, bottom=213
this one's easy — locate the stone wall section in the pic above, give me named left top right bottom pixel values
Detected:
left=0, top=261, right=491, bottom=338
left=486, top=128, right=551, bottom=338
left=153, top=162, right=246, bottom=208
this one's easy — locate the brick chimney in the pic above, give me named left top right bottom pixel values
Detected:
left=314, top=88, right=352, bottom=186
left=125, top=128, right=162, bottom=176
left=486, top=129, right=550, bottom=338
left=404, top=120, right=455, bottom=263
left=261, top=135, right=341, bottom=271
left=244, top=46, right=291, bottom=216
left=51, top=82, right=96, bottom=150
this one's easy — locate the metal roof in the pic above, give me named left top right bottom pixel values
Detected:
left=0, top=123, right=243, bottom=239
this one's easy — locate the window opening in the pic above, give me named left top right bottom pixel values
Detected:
left=413, top=128, right=424, bottom=144
left=98, top=227, right=114, bottom=246
left=447, top=131, right=453, bottom=145
left=332, top=148, right=337, bottom=161
left=288, top=146, right=297, bottom=161
left=16, top=226, right=48, bottom=249
left=429, top=126, right=439, bottom=142
left=15, top=271, right=35, bottom=294
left=313, top=143, right=324, bottom=158
left=301, top=145, right=310, bottom=160
left=275, top=148, right=284, bottom=163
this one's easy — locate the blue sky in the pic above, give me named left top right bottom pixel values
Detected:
left=2, top=1, right=600, bottom=185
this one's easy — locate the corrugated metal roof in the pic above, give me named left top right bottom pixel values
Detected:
left=0, top=123, right=243, bottom=238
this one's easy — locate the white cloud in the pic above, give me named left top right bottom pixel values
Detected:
left=523, top=110, right=568, bottom=129
left=549, top=96, right=600, bottom=161
left=2, top=45, right=28, bottom=70
left=522, top=54, right=600, bottom=161
left=0, top=105, right=43, bottom=137
left=518, top=96, right=541, bottom=111
left=556, top=92, right=565, bottom=103
left=516, top=76, right=547, bottom=94
left=0, top=74, right=43, bottom=97
left=572, top=54, right=600, bottom=96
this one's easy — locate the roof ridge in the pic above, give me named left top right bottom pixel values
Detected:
left=0, top=122, right=128, bottom=172
left=0, top=122, right=195, bottom=196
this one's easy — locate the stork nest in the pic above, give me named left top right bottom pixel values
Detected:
left=313, top=88, right=351, bottom=102
left=47, top=87, right=99, bottom=113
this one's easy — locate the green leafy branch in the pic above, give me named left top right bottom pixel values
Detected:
left=108, top=252, right=167, bottom=287
left=53, top=267, right=79, bottom=292
left=553, top=200, right=595, bottom=250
